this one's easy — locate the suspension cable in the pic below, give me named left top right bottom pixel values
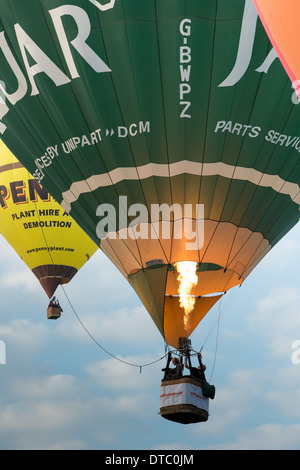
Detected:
left=207, top=297, right=222, bottom=383
left=60, top=284, right=168, bottom=371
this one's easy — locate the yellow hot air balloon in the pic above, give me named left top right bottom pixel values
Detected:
left=0, top=141, right=98, bottom=308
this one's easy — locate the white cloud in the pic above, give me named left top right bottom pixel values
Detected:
left=55, top=300, right=161, bottom=353
left=192, top=367, right=264, bottom=437
left=1, top=269, right=38, bottom=291
left=86, top=354, right=162, bottom=392
left=216, top=423, right=300, bottom=450
left=0, top=319, right=50, bottom=360
left=248, top=286, right=300, bottom=359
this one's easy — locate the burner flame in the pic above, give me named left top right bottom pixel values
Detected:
left=175, top=261, right=198, bottom=331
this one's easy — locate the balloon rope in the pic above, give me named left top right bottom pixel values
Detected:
left=60, top=285, right=168, bottom=371
left=207, top=297, right=222, bottom=383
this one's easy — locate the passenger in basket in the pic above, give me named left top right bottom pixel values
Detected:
left=48, top=296, right=63, bottom=312
left=184, top=355, right=206, bottom=382
left=165, top=357, right=183, bottom=379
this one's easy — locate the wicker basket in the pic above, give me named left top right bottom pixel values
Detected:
left=160, top=404, right=209, bottom=424
left=160, top=376, right=210, bottom=424
left=47, top=306, right=61, bottom=320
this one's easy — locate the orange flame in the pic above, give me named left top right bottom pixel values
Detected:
left=175, top=261, right=198, bottom=332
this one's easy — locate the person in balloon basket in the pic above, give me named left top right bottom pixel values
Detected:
left=165, top=357, right=183, bottom=379
left=48, top=296, right=63, bottom=312
left=184, top=354, right=207, bottom=382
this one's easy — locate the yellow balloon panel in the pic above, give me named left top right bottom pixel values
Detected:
left=0, top=141, right=98, bottom=297
left=164, top=295, right=223, bottom=349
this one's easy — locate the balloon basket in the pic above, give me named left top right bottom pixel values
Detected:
left=160, top=404, right=208, bottom=424
left=47, top=306, right=61, bottom=320
left=160, top=377, right=209, bottom=424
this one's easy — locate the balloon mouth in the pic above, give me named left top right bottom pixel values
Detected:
left=128, top=261, right=241, bottom=348
left=32, top=265, right=78, bottom=298
left=129, top=260, right=242, bottom=298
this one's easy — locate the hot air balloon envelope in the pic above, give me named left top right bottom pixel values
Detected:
left=0, top=141, right=98, bottom=299
left=0, top=0, right=299, bottom=346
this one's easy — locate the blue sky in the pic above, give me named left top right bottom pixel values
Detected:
left=0, top=220, right=300, bottom=450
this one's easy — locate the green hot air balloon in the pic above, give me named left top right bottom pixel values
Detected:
left=0, top=0, right=299, bottom=352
